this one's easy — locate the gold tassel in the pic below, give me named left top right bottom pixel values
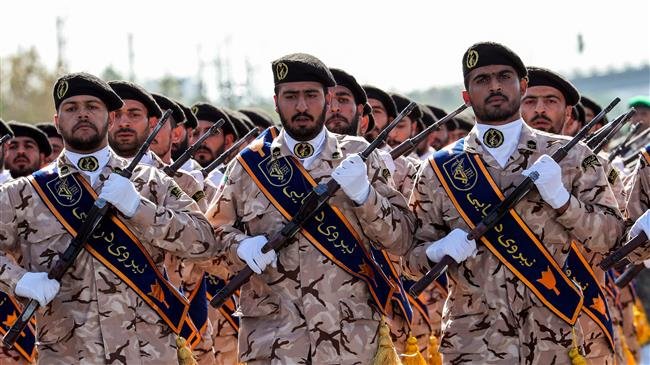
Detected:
left=568, top=327, right=587, bottom=365
left=373, top=317, right=402, bottom=365
left=400, top=334, right=426, bottom=365
left=618, top=325, right=637, bottom=365
left=176, top=336, right=198, bottom=365
left=428, top=334, right=442, bottom=365
left=633, top=299, right=650, bottom=346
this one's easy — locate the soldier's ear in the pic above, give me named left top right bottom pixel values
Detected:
left=53, top=113, right=59, bottom=131
left=273, top=95, right=279, bottom=113
left=108, top=111, right=116, bottom=130
left=462, top=91, right=472, bottom=106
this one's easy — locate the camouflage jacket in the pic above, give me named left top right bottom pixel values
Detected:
left=204, top=128, right=414, bottom=364
left=0, top=150, right=216, bottom=364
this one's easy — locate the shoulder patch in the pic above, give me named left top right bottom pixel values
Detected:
left=581, top=155, right=601, bottom=172
left=382, top=168, right=391, bottom=180
left=169, top=184, right=183, bottom=199
left=192, top=190, right=206, bottom=202
left=607, top=168, right=619, bottom=185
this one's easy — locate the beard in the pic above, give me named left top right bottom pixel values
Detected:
left=279, top=106, right=327, bottom=141
left=62, top=120, right=108, bottom=152
left=194, top=144, right=225, bottom=167
left=325, top=111, right=360, bottom=136
left=108, top=127, right=148, bottom=158
left=171, top=133, right=190, bottom=161
left=473, top=92, right=520, bottom=123
left=8, top=155, right=40, bottom=178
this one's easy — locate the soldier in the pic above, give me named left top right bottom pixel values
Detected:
left=415, top=106, right=438, bottom=160
left=36, top=123, right=64, bottom=165
left=446, top=113, right=474, bottom=141
left=364, top=84, right=397, bottom=143
left=0, top=72, right=217, bottom=364
left=523, top=66, right=622, bottom=363
left=205, top=53, right=414, bottom=364
left=426, top=105, right=450, bottom=150
left=406, top=42, right=624, bottom=364
left=325, top=68, right=370, bottom=136
left=240, top=107, right=277, bottom=131
left=4, top=122, right=51, bottom=178
left=172, top=100, right=202, bottom=172
left=190, top=102, right=238, bottom=169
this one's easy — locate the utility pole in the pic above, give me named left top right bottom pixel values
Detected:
left=128, top=33, right=135, bottom=81
left=55, top=17, right=67, bottom=74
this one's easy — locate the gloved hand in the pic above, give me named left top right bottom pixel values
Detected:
left=99, top=174, right=141, bottom=217
left=630, top=210, right=650, bottom=240
left=332, top=154, right=371, bottom=204
left=15, top=272, right=60, bottom=307
left=425, top=228, right=477, bottom=264
left=237, top=235, right=277, bottom=274
left=610, top=156, right=625, bottom=176
left=644, top=259, right=650, bottom=269
left=522, top=154, right=570, bottom=209
left=377, top=149, right=396, bottom=177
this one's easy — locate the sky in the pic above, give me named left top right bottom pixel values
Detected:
left=1, top=0, right=648, bottom=100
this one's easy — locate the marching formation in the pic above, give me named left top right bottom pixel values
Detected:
left=0, top=41, right=649, bottom=365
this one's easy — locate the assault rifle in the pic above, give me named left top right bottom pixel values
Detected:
left=162, top=119, right=224, bottom=176
left=2, top=110, right=173, bottom=349
left=408, top=98, right=620, bottom=297
left=201, top=128, right=260, bottom=178
left=209, top=102, right=417, bottom=309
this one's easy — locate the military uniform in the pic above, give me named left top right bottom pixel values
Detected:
left=0, top=151, right=216, bottom=364
left=623, top=148, right=650, bottom=263
left=406, top=124, right=624, bottom=364
left=205, top=128, right=414, bottom=364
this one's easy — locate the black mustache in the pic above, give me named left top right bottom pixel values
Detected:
left=292, top=112, right=314, bottom=122
left=485, top=93, right=508, bottom=103
left=326, top=114, right=348, bottom=124
left=76, top=121, right=98, bottom=131
left=115, top=127, right=136, bottom=135
left=532, top=114, right=552, bottom=123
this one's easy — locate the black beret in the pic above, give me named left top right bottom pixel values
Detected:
left=580, top=96, right=602, bottom=115
left=175, top=100, right=198, bottom=129
left=272, top=53, right=335, bottom=87
left=462, top=42, right=527, bottom=80
left=526, top=66, right=580, bottom=106
left=151, top=93, right=185, bottom=126
left=191, top=102, right=239, bottom=138
left=362, top=103, right=376, bottom=132
left=572, top=103, right=585, bottom=125
left=0, top=118, right=13, bottom=137
left=363, top=85, right=397, bottom=119
left=53, top=72, right=123, bottom=112
left=329, top=68, right=367, bottom=105
left=36, top=123, right=62, bottom=138
left=7, top=121, right=52, bottom=156
left=420, top=104, right=438, bottom=127
left=390, top=93, right=423, bottom=122
left=449, top=113, right=474, bottom=131
left=426, top=105, right=447, bottom=121
left=223, top=108, right=252, bottom=138
left=108, top=81, right=162, bottom=118
left=239, top=107, right=276, bottom=128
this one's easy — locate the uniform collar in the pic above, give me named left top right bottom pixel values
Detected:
left=58, top=147, right=126, bottom=181
left=270, top=127, right=344, bottom=162
left=463, top=121, right=540, bottom=167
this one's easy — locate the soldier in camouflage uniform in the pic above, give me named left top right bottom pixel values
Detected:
left=0, top=72, right=217, bottom=364
left=205, top=53, right=414, bottom=364
left=623, top=144, right=650, bottom=263
left=406, top=42, right=624, bottom=364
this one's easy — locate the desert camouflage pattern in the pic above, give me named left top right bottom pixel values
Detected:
left=623, top=150, right=650, bottom=262
left=0, top=151, right=216, bottom=364
left=204, top=128, right=415, bottom=364
left=406, top=124, right=624, bottom=364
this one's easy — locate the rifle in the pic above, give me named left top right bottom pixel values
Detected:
left=2, top=109, right=173, bottom=349
left=591, top=109, right=636, bottom=154
left=614, top=263, right=645, bottom=288
left=201, top=128, right=260, bottom=178
left=0, top=133, right=12, bottom=147
left=390, top=104, right=468, bottom=160
left=608, top=123, right=641, bottom=163
left=408, top=98, right=620, bottom=297
left=599, top=231, right=649, bottom=271
left=162, top=119, right=225, bottom=176
left=584, top=112, right=627, bottom=150
left=620, top=128, right=650, bottom=166
left=209, top=102, right=417, bottom=309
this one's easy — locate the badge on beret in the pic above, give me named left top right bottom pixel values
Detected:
left=191, top=106, right=199, bottom=115
left=78, top=156, right=99, bottom=172
left=483, top=128, right=504, bottom=148
left=466, top=49, right=479, bottom=69
left=294, top=142, right=314, bottom=158
left=57, top=80, right=69, bottom=100
left=276, top=62, right=289, bottom=81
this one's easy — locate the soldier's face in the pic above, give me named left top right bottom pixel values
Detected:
left=4, top=136, right=43, bottom=177
left=387, top=117, right=415, bottom=148
left=429, top=126, right=449, bottom=150
left=171, top=125, right=190, bottom=161
left=448, top=128, right=471, bottom=141
left=274, top=81, right=330, bottom=141
left=55, top=95, right=111, bottom=153
left=583, top=106, right=595, bottom=123
left=521, top=85, right=571, bottom=134
left=366, top=99, right=390, bottom=142
left=632, top=106, right=650, bottom=129
left=463, top=65, right=526, bottom=125
left=150, top=118, right=174, bottom=159
left=108, top=99, right=154, bottom=158
left=192, top=120, right=230, bottom=167
left=326, top=85, right=362, bottom=136
left=47, top=136, right=64, bottom=162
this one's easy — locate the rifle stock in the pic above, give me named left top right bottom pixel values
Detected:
left=201, top=128, right=260, bottom=178
left=163, top=119, right=224, bottom=176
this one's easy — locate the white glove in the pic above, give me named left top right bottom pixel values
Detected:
left=611, top=156, right=625, bottom=176
left=522, top=154, right=570, bottom=209
left=332, top=154, right=371, bottom=204
left=644, top=259, right=650, bottom=269
left=99, top=174, right=141, bottom=217
left=377, top=149, right=396, bottom=177
left=630, top=210, right=650, bottom=240
left=425, top=228, right=477, bottom=264
left=15, top=272, right=60, bottom=307
left=237, top=235, right=277, bottom=274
